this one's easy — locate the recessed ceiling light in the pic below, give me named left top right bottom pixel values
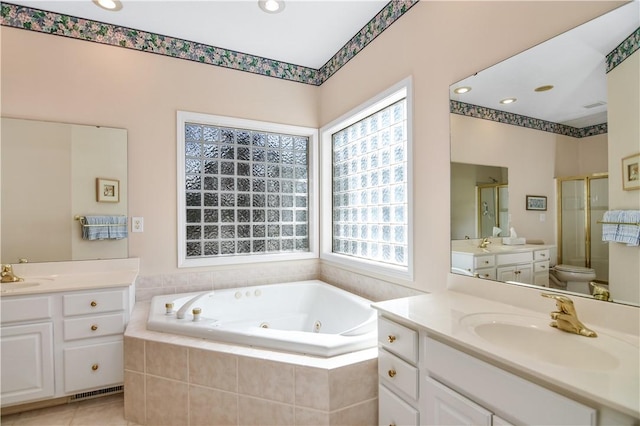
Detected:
left=534, top=85, right=554, bottom=92
left=499, top=98, right=517, bottom=105
left=258, top=0, right=285, bottom=14
left=93, top=0, right=122, bottom=11
left=453, top=86, right=472, bottom=94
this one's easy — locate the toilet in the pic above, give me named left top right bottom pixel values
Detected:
left=549, top=264, right=596, bottom=295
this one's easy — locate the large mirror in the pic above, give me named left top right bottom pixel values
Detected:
left=1, top=118, right=128, bottom=264
left=450, top=2, right=639, bottom=306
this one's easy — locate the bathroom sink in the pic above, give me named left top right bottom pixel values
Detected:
left=1, top=282, right=41, bottom=292
left=459, top=313, right=637, bottom=371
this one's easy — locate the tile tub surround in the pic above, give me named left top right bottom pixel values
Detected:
left=124, top=302, right=378, bottom=425
left=133, top=259, right=424, bottom=303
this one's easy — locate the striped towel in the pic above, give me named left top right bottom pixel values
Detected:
left=82, top=216, right=128, bottom=240
left=620, top=210, right=640, bottom=246
left=601, top=210, right=621, bottom=242
left=602, top=210, right=640, bottom=246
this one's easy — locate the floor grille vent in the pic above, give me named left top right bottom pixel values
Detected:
left=69, top=385, right=123, bottom=402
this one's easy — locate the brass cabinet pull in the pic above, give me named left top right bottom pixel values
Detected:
left=90, top=301, right=97, bottom=307
left=387, top=335, right=396, bottom=343
left=91, top=364, right=99, bottom=371
left=91, top=324, right=98, bottom=331
left=388, top=369, right=396, bottom=378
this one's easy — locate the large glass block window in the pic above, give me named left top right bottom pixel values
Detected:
left=179, top=113, right=314, bottom=266
left=332, top=99, right=408, bottom=267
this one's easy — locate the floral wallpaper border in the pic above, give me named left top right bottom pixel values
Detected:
left=450, top=100, right=608, bottom=138
left=0, top=1, right=417, bottom=86
left=606, top=27, right=640, bottom=72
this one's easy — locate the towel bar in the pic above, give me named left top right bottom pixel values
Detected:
left=597, top=220, right=640, bottom=226
left=74, top=215, right=127, bottom=228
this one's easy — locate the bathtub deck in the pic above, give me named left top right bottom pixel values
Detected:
left=124, top=301, right=378, bottom=425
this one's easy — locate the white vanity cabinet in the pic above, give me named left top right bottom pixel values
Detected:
left=452, top=246, right=552, bottom=286
left=422, top=335, right=595, bottom=425
left=377, top=316, right=420, bottom=426
left=1, top=285, right=132, bottom=407
left=377, top=315, right=602, bottom=426
left=0, top=296, right=55, bottom=406
left=61, top=288, right=128, bottom=393
left=532, top=248, right=551, bottom=286
left=451, top=253, right=496, bottom=280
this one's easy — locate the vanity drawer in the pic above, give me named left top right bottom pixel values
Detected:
left=474, top=268, right=496, bottom=280
left=63, top=340, right=123, bottom=393
left=474, top=255, right=495, bottom=269
left=379, top=349, right=419, bottom=400
left=496, top=251, right=532, bottom=265
left=534, top=260, right=550, bottom=273
left=63, top=289, right=126, bottom=316
left=63, top=312, right=125, bottom=341
left=378, top=316, right=418, bottom=364
left=379, top=384, right=419, bottom=426
left=1, top=296, right=52, bottom=324
left=534, top=249, right=550, bottom=261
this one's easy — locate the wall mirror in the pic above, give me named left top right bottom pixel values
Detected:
left=1, top=117, right=128, bottom=264
left=449, top=2, right=639, bottom=306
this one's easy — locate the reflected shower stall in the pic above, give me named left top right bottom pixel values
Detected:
left=557, top=174, right=609, bottom=283
left=477, top=184, right=508, bottom=238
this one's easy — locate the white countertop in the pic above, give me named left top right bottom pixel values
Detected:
left=372, top=291, right=640, bottom=418
left=451, top=240, right=555, bottom=255
left=0, top=258, right=139, bottom=296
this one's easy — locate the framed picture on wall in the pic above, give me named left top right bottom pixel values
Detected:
left=622, top=153, right=640, bottom=191
left=526, top=195, right=547, bottom=211
left=96, top=178, right=120, bottom=203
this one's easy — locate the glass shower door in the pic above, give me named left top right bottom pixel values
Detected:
left=589, top=177, right=609, bottom=281
left=558, top=175, right=609, bottom=283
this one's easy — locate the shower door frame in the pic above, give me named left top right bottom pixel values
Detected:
left=476, top=183, right=508, bottom=238
left=556, top=173, right=608, bottom=280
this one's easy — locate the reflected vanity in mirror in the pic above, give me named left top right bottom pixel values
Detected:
left=1, top=118, right=128, bottom=264
left=449, top=2, right=639, bottom=306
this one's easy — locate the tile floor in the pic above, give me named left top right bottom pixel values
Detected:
left=0, top=393, right=138, bottom=426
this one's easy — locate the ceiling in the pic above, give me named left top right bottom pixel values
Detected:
left=4, top=1, right=639, bottom=127
left=6, top=0, right=389, bottom=69
left=450, top=0, right=639, bottom=128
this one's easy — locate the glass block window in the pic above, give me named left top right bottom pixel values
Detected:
left=178, top=112, right=317, bottom=266
left=320, top=78, right=412, bottom=279
left=332, top=99, right=408, bottom=267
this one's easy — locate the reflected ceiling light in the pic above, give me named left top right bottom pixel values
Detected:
left=93, top=0, right=122, bottom=11
left=499, top=98, right=517, bottom=105
left=453, top=86, right=472, bottom=94
left=259, top=0, right=285, bottom=14
left=534, top=85, right=554, bottom=92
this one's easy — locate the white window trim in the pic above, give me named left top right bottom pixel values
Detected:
left=177, top=111, right=319, bottom=268
left=319, top=77, right=414, bottom=281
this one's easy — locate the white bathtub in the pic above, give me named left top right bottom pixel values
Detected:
left=146, top=280, right=377, bottom=357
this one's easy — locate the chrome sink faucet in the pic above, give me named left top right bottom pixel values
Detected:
left=1, top=264, right=23, bottom=283
left=478, top=238, right=491, bottom=248
left=541, top=293, right=597, bottom=337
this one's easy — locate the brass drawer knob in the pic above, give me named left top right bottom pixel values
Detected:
left=91, top=364, right=99, bottom=371
left=91, top=325, right=98, bottom=331
left=387, top=335, right=396, bottom=343
left=388, top=369, right=396, bottom=378
left=90, top=301, right=97, bottom=307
